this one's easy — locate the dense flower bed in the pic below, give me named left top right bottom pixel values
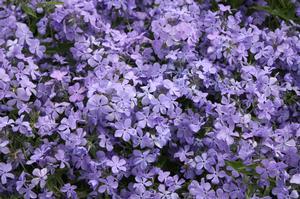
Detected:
left=0, top=0, right=300, bottom=198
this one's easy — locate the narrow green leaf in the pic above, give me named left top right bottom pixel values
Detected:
left=226, top=160, right=245, bottom=170
left=21, top=4, right=37, bottom=18
left=246, top=183, right=256, bottom=199
left=226, top=160, right=259, bottom=176
left=251, top=5, right=296, bottom=22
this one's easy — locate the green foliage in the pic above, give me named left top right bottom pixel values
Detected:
left=252, top=1, right=297, bottom=21
left=21, top=3, right=37, bottom=18
left=224, top=0, right=245, bottom=9
left=86, top=133, right=99, bottom=159
left=210, top=0, right=245, bottom=10
left=283, top=90, right=299, bottom=105
left=13, top=1, right=63, bottom=36
left=8, top=131, right=41, bottom=150
left=29, top=111, right=39, bottom=131
left=226, top=160, right=258, bottom=176
left=46, top=168, right=67, bottom=196
left=176, top=96, right=196, bottom=111
left=251, top=0, right=299, bottom=27
left=226, top=160, right=260, bottom=198
left=207, top=91, right=222, bottom=103
left=37, top=1, right=64, bottom=14
left=0, top=194, right=22, bottom=199
left=45, top=42, right=73, bottom=55
left=156, top=148, right=181, bottom=175
left=210, top=0, right=299, bottom=27
left=263, top=178, right=276, bottom=196
left=196, top=116, right=214, bottom=139
left=210, top=0, right=219, bottom=11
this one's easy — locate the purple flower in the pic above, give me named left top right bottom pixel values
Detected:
left=16, top=172, right=27, bottom=191
left=151, top=94, right=173, bottom=114
left=189, top=179, right=216, bottom=199
left=290, top=174, right=300, bottom=184
left=1, top=0, right=300, bottom=197
left=27, top=39, right=45, bottom=58
left=198, top=58, right=217, bottom=74
left=68, top=83, right=85, bottom=102
left=256, top=160, right=283, bottom=179
left=133, top=176, right=152, bottom=192
left=98, top=176, right=118, bottom=194
left=50, top=70, right=68, bottom=81
left=135, top=107, right=151, bottom=128
left=86, top=94, right=111, bottom=112
left=99, top=134, right=114, bottom=151
left=0, top=163, right=14, bottom=184
left=195, top=152, right=215, bottom=172
left=31, top=168, right=47, bottom=188
left=106, top=156, right=127, bottom=174
left=19, top=184, right=37, bottom=199
left=114, top=118, right=135, bottom=142
left=223, top=182, right=245, bottom=198
left=215, top=122, right=238, bottom=145
left=55, top=149, right=70, bottom=169
left=158, top=170, right=170, bottom=183
left=8, top=88, right=30, bottom=106
left=0, top=116, right=13, bottom=130
left=0, top=139, right=9, bottom=154
left=129, top=189, right=152, bottom=199
left=12, top=115, right=33, bottom=137
left=133, top=150, right=156, bottom=169
left=174, top=146, right=194, bottom=162
left=132, top=129, right=153, bottom=149
left=165, top=175, right=185, bottom=191
left=156, top=184, right=179, bottom=199
left=0, top=68, right=10, bottom=82
left=35, top=115, right=57, bottom=136
left=61, top=183, right=77, bottom=199
left=38, top=190, right=53, bottom=199
left=206, top=166, right=226, bottom=184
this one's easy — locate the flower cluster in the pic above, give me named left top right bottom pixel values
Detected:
left=0, top=0, right=300, bottom=198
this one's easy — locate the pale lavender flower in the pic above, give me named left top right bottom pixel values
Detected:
left=61, top=183, right=77, bottom=199
left=68, top=83, right=85, bottom=102
left=31, top=168, right=47, bottom=188
left=0, top=163, right=14, bottom=184
left=106, top=156, right=127, bottom=174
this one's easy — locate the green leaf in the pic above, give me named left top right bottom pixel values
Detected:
left=252, top=6, right=292, bottom=21
left=226, top=160, right=259, bottom=176
left=226, top=160, right=245, bottom=170
left=21, top=4, right=37, bottom=18
left=246, top=183, right=256, bottom=199
left=251, top=0, right=298, bottom=22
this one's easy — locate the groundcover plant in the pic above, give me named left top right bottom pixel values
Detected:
left=0, top=0, right=300, bottom=198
